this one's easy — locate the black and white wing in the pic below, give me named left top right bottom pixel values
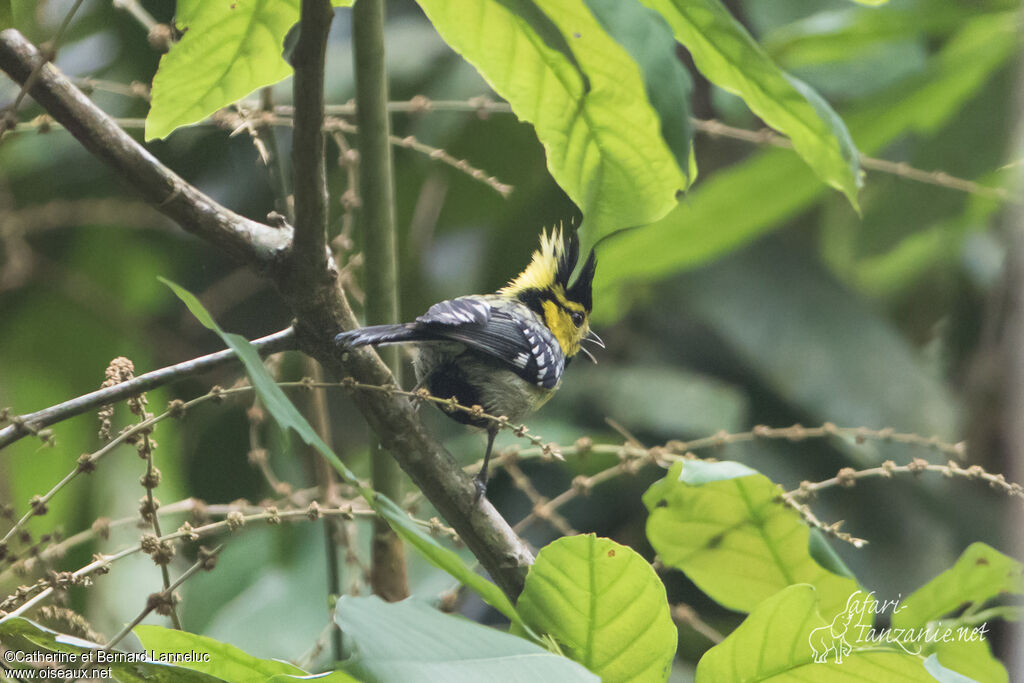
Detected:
left=416, top=297, right=493, bottom=326
left=415, top=297, right=564, bottom=389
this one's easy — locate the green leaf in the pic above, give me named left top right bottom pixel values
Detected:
left=148, top=0, right=301, bottom=140
left=134, top=625, right=308, bottom=681
left=0, top=618, right=222, bottom=682
left=516, top=535, right=676, bottom=682
left=592, top=12, right=1016, bottom=321
left=895, top=542, right=1024, bottom=629
left=582, top=0, right=694, bottom=184
left=331, top=0, right=353, bottom=6
left=415, top=0, right=686, bottom=240
left=639, top=0, right=862, bottom=208
left=161, top=279, right=521, bottom=628
left=761, top=3, right=1008, bottom=68
left=644, top=460, right=860, bottom=619
left=695, top=585, right=963, bottom=682
left=334, top=596, right=599, bottom=682
left=371, top=494, right=522, bottom=628
left=889, top=543, right=1018, bottom=683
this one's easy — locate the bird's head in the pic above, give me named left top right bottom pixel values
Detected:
left=499, top=227, right=601, bottom=360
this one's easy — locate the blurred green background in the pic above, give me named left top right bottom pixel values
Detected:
left=0, top=0, right=1019, bottom=676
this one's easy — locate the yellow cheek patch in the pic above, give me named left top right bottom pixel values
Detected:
left=542, top=300, right=581, bottom=356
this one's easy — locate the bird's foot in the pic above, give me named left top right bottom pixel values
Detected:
left=473, top=474, right=488, bottom=502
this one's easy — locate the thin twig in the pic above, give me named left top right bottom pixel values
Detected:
left=0, top=498, right=459, bottom=619
left=323, top=117, right=513, bottom=197
left=671, top=603, right=724, bottom=644
left=692, top=117, right=1020, bottom=205
left=0, top=31, right=292, bottom=265
left=102, top=545, right=223, bottom=651
left=0, top=328, right=297, bottom=450
left=307, top=360, right=345, bottom=661
left=111, top=0, right=158, bottom=32
left=6, top=0, right=85, bottom=114
left=787, top=458, right=1024, bottom=502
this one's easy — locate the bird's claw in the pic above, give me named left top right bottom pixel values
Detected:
left=473, top=475, right=488, bottom=502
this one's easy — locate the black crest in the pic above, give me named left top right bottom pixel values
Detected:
left=566, top=246, right=597, bottom=312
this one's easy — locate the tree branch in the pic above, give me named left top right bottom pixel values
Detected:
left=288, top=0, right=333, bottom=273
left=0, top=28, right=534, bottom=600
left=0, top=29, right=291, bottom=268
left=0, top=328, right=297, bottom=449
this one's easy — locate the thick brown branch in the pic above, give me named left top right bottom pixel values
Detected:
left=0, top=328, right=297, bottom=449
left=0, top=29, right=291, bottom=268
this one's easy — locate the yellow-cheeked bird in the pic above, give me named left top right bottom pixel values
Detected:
left=334, top=228, right=601, bottom=498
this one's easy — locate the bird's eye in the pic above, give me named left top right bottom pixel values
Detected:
left=570, top=311, right=584, bottom=327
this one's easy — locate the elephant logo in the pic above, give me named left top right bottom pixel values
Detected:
left=808, top=592, right=862, bottom=664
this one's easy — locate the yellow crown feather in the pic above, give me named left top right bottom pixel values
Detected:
left=499, top=227, right=569, bottom=295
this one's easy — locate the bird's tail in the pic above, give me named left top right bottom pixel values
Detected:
left=334, top=324, right=420, bottom=348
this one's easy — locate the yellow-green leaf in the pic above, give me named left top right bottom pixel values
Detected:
left=148, top=0, right=301, bottom=140
left=416, top=0, right=687, bottom=241
left=644, top=460, right=860, bottom=620
left=517, top=535, right=676, bottom=682
left=639, top=0, right=862, bottom=208
left=696, top=585, right=969, bottom=682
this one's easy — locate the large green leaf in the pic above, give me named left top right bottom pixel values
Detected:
left=639, top=0, right=862, bottom=207
left=889, top=543, right=1021, bottom=683
left=0, top=618, right=221, bottom=682
left=516, top=535, right=676, bottom=682
left=896, top=542, right=1024, bottom=628
left=334, top=596, right=599, bottom=682
left=147, top=0, right=301, bottom=140
left=593, top=12, right=1017, bottom=320
left=762, top=2, right=1012, bottom=68
left=695, top=585, right=971, bottom=682
left=644, top=460, right=861, bottom=620
left=134, top=625, right=308, bottom=681
left=415, top=0, right=686, bottom=240
left=582, top=0, right=694, bottom=184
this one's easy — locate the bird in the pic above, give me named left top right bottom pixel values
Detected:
left=334, top=228, right=601, bottom=499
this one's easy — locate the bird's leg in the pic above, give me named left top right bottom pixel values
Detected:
left=409, top=377, right=426, bottom=414
left=474, top=427, right=498, bottom=501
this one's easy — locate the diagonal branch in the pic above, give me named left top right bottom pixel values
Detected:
left=0, top=328, right=297, bottom=449
left=0, top=29, right=291, bottom=268
left=0, top=28, right=534, bottom=601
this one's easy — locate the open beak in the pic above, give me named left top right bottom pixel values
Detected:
left=580, top=345, right=598, bottom=364
left=584, top=330, right=605, bottom=348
